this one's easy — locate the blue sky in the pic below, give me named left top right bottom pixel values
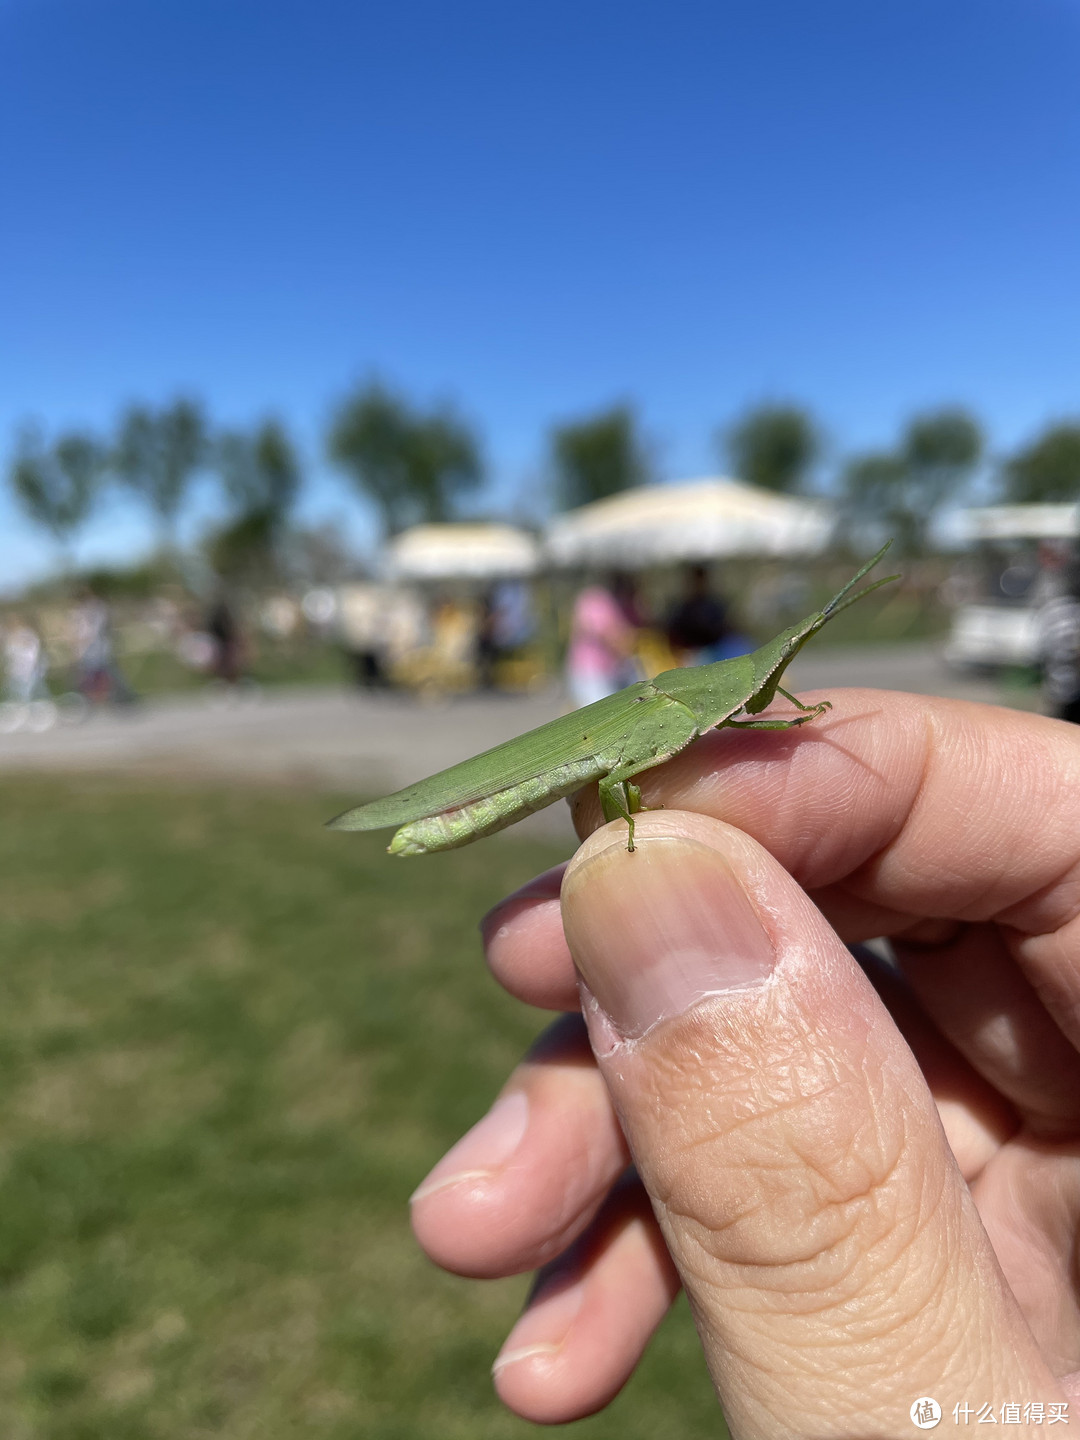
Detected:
left=2, top=0, right=1079, bottom=585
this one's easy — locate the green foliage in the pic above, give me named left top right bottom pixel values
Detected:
left=402, top=410, right=483, bottom=523
left=10, top=425, right=105, bottom=554
left=899, top=408, right=983, bottom=540
left=550, top=404, right=649, bottom=510
left=0, top=776, right=723, bottom=1439
left=328, top=382, right=411, bottom=534
left=842, top=406, right=983, bottom=554
left=282, top=523, right=360, bottom=587
left=218, top=419, right=300, bottom=520
left=117, top=634, right=348, bottom=696
left=79, top=558, right=182, bottom=600
left=113, top=399, right=207, bottom=545
left=208, top=419, right=301, bottom=580
left=842, top=451, right=913, bottom=551
left=902, top=408, right=982, bottom=476
left=722, top=403, right=820, bottom=493
left=1005, top=422, right=1080, bottom=503
left=204, top=507, right=279, bottom=583
left=328, top=381, right=483, bottom=536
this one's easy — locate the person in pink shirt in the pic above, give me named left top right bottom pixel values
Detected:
left=565, top=576, right=640, bottom=709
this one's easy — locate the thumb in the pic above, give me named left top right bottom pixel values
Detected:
left=561, top=811, right=1063, bottom=1439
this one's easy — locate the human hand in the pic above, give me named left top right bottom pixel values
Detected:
left=411, top=690, right=1080, bottom=1435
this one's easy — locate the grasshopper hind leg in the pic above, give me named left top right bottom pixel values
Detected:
left=593, top=699, right=698, bottom=852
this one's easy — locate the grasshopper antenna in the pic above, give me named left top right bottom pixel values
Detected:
left=822, top=541, right=899, bottom=621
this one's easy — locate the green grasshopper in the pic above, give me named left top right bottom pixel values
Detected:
left=328, top=543, right=895, bottom=856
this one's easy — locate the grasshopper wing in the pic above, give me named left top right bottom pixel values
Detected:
left=326, top=682, right=655, bottom=833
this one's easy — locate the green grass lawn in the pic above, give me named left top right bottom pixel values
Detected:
left=0, top=777, right=722, bottom=1439
left=118, top=642, right=351, bottom=699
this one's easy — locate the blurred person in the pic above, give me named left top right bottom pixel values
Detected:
left=476, top=580, right=539, bottom=691
left=666, top=563, right=750, bottom=665
left=1037, top=557, right=1080, bottom=723
left=432, top=596, right=477, bottom=668
left=611, top=572, right=647, bottom=632
left=475, top=591, right=500, bottom=691
left=1033, top=539, right=1072, bottom=606
left=3, top=614, right=49, bottom=704
left=0, top=613, right=57, bottom=732
left=70, top=587, right=134, bottom=706
left=491, top=580, right=536, bottom=652
left=337, top=582, right=390, bottom=688
left=205, top=593, right=247, bottom=687
left=382, top=587, right=427, bottom=672
left=565, top=574, right=639, bottom=709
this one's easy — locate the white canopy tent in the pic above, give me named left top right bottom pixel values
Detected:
left=385, top=523, right=541, bottom=582
left=953, top=504, right=1080, bottom=543
left=544, top=478, right=833, bottom=569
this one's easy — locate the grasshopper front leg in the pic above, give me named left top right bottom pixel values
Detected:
left=776, top=686, right=830, bottom=715
left=720, top=698, right=830, bottom=731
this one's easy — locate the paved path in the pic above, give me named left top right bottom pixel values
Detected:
left=0, top=643, right=1038, bottom=846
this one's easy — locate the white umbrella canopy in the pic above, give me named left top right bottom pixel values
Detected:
left=385, top=523, right=541, bottom=581
left=544, top=478, right=833, bottom=568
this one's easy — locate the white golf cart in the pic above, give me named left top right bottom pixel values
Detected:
left=944, top=504, right=1079, bottom=671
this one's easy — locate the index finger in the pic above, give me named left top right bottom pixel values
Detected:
left=572, top=688, right=1080, bottom=1022
left=483, top=690, right=1080, bottom=1013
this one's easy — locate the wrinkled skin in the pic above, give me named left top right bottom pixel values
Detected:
left=411, top=691, right=1080, bottom=1436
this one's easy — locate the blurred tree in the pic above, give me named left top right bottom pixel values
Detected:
left=841, top=452, right=912, bottom=551
left=78, top=559, right=170, bottom=600
left=284, top=523, right=359, bottom=587
left=723, top=403, right=821, bottom=493
left=218, top=419, right=300, bottom=520
left=206, top=509, right=279, bottom=584
left=402, top=412, right=483, bottom=523
left=900, top=407, right=983, bottom=514
left=10, top=425, right=105, bottom=567
left=328, top=382, right=483, bottom=535
left=842, top=407, right=983, bottom=555
left=113, top=398, right=207, bottom=550
left=208, top=420, right=301, bottom=581
left=328, top=384, right=411, bottom=537
left=550, top=404, right=649, bottom=510
left=1005, top=423, right=1080, bottom=503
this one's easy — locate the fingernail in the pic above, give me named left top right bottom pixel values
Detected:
left=410, top=1090, right=529, bottom=1203
left=563, top=835, right=775, bottom=1039
left=492, top=1278, right=585, bottom=1374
